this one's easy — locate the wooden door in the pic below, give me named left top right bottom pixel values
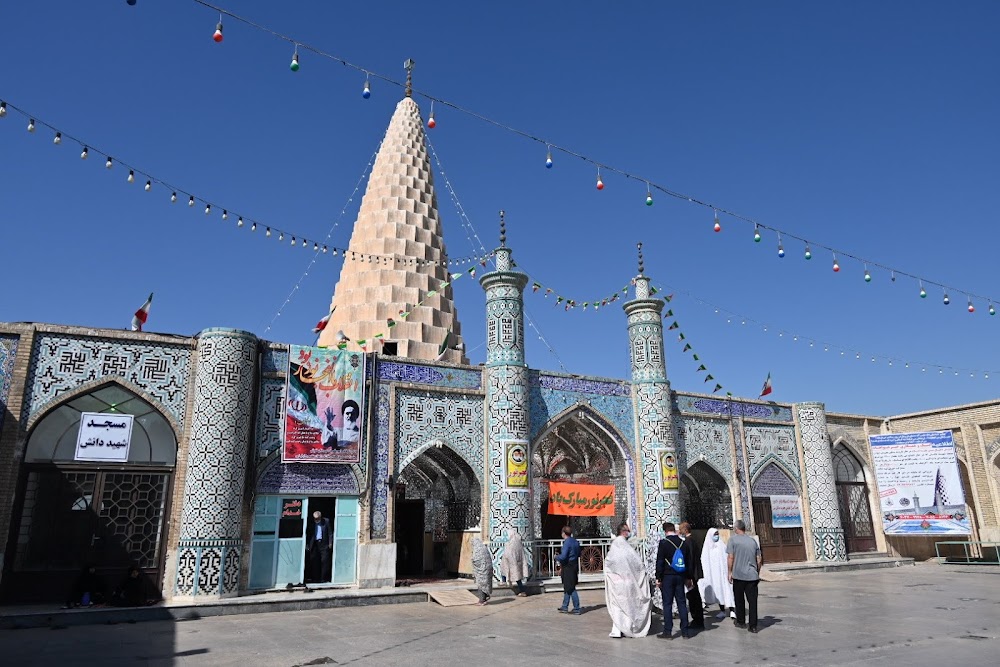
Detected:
left=752, top=497, right=806, bottom=563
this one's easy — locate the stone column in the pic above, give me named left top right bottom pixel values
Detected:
left=480, top=241, right=530, bottom=550
left=795, top=402, right=847, bottom=561
left=623, top=266, right=677, bottom=537
left=174, top=328, right=258, bottom=597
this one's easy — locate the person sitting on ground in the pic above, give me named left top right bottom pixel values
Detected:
left=604, top=523, right=652, bottom=638
left=471, top=537, right=494, bottom=606
left=112, top=566, right=155, bottom=607
left=65, top=564, right=106, bottom=608
left=500, top=531, right=530, bottom=597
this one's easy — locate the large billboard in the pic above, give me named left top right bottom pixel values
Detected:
left=868, top=430, right=970, bottom=535
left=283, top=345, right=365, bottom=464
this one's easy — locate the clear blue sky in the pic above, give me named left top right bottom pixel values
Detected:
left=2, top=1, right=998, bottom=416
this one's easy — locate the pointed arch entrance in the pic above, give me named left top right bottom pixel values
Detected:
left=394, top=443, right=482, bottom=578
left=751, top=462, right=806, bottom=563
left=532, top=407, right=635, bottom=542
left=832, top=444, right=877, bottom=553
left=4, top=382, right=177, bottom=603
left=680, top=461, right=734, bottom=529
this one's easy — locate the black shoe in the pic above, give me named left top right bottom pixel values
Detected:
left=658, top=633, right=673, bottom=640
left=734, top=621, right=747, bottom=629
left=682, top=632, right=693, bottom=639
left=748, top=626, right=759, bottom=634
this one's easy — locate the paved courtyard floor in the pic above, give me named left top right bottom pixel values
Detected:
left=0, top=563, right=996, bottom=666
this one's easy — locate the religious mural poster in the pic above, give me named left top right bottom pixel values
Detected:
left=283, top=345, right=364, bottom=464
left=657, top=449, right=679, bottom=491
left=74, top=412, right=134, bottom=462
left=769, top=495, right=803, bottom=528
left=868, top=431, right=970, bottom=535
left=547, top=481, right=616, bottom=516
left=504, top=440, right=529, bottom=491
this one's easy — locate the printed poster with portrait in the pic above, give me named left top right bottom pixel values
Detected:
left=657, top=449, right=679, bottom=491
left=283, top=345, right=365, bottom=464
left=504, top=440, right=529, bottom=490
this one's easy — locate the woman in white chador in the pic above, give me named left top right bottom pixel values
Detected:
left=699, top=528, right=736, bottom=619
left=603, top=535, right=652, bottom=638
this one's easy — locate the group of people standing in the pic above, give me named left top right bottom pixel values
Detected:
left=609, top=518, right=762, bottom=639
left=467, top=519, right=762, bottom=641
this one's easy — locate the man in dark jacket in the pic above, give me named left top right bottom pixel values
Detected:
left=655, top=521, right=695, bottom=639
left=305, top=510, right=333, bottom=584
left=555, top=525, right=581, bottom=614
left=679, top=521, right=705, bottom=629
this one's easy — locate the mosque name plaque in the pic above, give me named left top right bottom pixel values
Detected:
left=74, top=412, right=134, bottom=462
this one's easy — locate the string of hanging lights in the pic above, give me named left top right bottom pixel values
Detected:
left=129, top=0, right=1000, bottom=316
left=0, top=98, right=493, bottom=270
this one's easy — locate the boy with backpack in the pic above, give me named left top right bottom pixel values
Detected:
left=654, top=521, right=695, bottom=639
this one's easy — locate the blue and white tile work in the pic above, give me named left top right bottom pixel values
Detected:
left=796, top=403, right=847, bottom=562
left=255, top=378, right=285, bottom=459
left=22, top=333, right=191, bottom=427
left=676, top=394, right=794, bottom=423
left=378, top=360, right=481, bottom=390
left=528, top=371, right=634, bottom=445
left=0, top=335, right=19, bottom=433
left=744, top=424, right=801, bottom=483
left=679, top=416, right=734, bottom=481
left=394, top=388, right=484, bottom=474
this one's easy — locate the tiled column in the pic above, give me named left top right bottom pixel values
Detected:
left=796, top=402, right=847, bottom=561
left=174, top=328, right=258, bottom=597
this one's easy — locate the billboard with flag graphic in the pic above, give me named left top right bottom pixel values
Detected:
left=868, top=430, right=970, bottom=535
left=283, top=345, right=365, bottom=464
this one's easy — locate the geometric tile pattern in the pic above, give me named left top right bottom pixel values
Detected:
left=0, top=334, right=19, bottom=434
left=255, top=377, right=285, bottom=458
left=528, top=372, right=634, bottom=445
left=175, top=329, right=258, bottom=596
left=679, top=416, right=734, bottom=481
left=23, top=333, right=191, bottom=427
left=676, top=394, right=794, bottom=422
left=370, top=383, right=391, bottom=539
left=624, top=279, right=677, bottom=536
left=481, top=256, right=531, bottom=549
left=745, top=424, right=801, bottom=483
left=260, top=345, right=290, bottom=374
left=378, top=360, right=482, bottom=390
left=796, top=403, right=847, bottom=561
left=395, top=388, right=484, bottom=474
left=730, top=417, right=753, bottom=524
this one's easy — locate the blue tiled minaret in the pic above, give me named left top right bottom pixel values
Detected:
left=480, top=212, right=530, bottom=551
left=623, top=244, right=678, bottom=537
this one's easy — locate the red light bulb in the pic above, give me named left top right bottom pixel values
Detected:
left=427, top=116, right=436, bottom=129
left=213, top=22, right=223, bottom=43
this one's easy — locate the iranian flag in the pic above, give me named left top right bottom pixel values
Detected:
left=131, top=293, right=153, bottom=332
left=313, top=307, right=335, bottom=334
left=759, top=372, right=773, bottom=398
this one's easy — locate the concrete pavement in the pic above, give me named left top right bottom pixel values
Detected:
left=0, top=562, right=996, bottom=666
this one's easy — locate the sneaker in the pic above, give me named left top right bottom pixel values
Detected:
left=572, top=609, right=582, bottom=615
left=658, top=632, right=673, bottom=640
left=517, top=592, right=528, bottom=597
left=557, top=607, right=569, bottom=613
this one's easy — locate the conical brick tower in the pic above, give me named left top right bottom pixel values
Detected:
left=318, top=92, right=467, bottom=364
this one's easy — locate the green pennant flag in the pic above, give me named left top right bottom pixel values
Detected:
left=439, top=281, right=450, bottom=289
left=650, top=286, right=658, bottom=295
left=374, top=333, right=384, bottom=339
left=665, top=310, right=673, bottom=317
left=356, top=339, right=367, bottom=346
left=337, top=342, right=348, bottom=350
left=426, top=290, right=438, bottom=297
left=682, top=343, right=692, bottom=352
left=692, top=354, right=700, bottom=361
left=713, top=384, right=723, bottom=393
left=697, top=364, right=707, bottom=372
left=450, top=272, right=463, bottom=280
left=668, top=322, right=679, bottom=330
left=678, top=333, right=686, bottom=341
left=622, top=287, right=629, bottom=294
left=556, top=296, right=564, bottom=304
left=532, top=282, right=541, bottom=292
left=704, top=374, right=714, bottom=382
left=665, top=293, right=673, bottom=302
left=438, top=331, right=453, bottom=356
left=387, top=318, right=397, bottom=328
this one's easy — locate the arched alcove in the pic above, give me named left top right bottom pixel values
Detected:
left=679, top=461, right=734, bottom=529
left=832, top=444, right=876, bottom=553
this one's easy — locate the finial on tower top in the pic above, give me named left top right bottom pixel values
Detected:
left=637, top=242, right=645, bottom=276
left=499, top=210, right=507, bottom=247
left=404, top=59, right=415, bottom=97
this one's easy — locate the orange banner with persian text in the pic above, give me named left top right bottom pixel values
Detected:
left=547, top=481, right=616, bottom=516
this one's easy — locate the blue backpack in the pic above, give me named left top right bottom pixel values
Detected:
left=665, top=538, right=686, bottom=573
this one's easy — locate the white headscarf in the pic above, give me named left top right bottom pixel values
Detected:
left=500, top=532, right=529, bottom=584
left=604, top=536, right=652, bottom=637
left=471, top=537, right=494, bottom=595
left=699, top=528, right=735, bottom=608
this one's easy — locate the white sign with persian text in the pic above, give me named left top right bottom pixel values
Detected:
left=75, top=412, right=134, bottom=462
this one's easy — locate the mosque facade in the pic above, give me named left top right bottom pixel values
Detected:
left=1, top=96, right=998, bottom=604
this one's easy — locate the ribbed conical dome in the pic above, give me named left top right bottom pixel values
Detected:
left=318, top=97, right=467, bottom=363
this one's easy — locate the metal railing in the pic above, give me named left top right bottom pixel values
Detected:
left=935, top=540, right=1000, bottom=565
left=528, top=538, right=650, bottom=578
